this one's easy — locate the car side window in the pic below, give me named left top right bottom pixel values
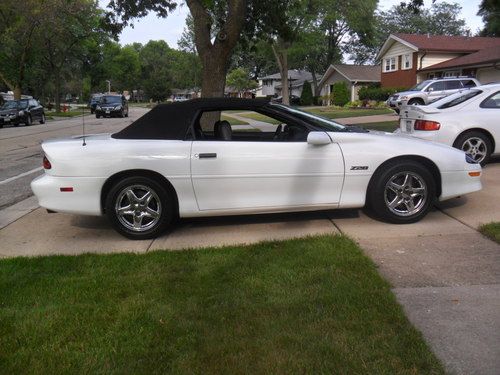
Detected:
left=445, top=81, right=461, bottom=90
left=480, top=92, right=500, bottom=109
left=194, top=110, right=310, bottom=142
left=428, top=82, right=445, bottom=91
left=461, top=80, right=476, bottom=88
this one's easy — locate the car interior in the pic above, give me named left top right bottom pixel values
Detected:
left=192, top=110, right=310, bottom=142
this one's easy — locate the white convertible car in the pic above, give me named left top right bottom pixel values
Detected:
left=31, top=98, right=482, bottom=239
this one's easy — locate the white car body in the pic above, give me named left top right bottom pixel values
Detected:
left=397, top=83, right=500, bottom=163
left=31, top=99, right=482, bottom=238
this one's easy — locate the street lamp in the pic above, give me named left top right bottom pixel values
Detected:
left=105, top=80, right=111, bottom=93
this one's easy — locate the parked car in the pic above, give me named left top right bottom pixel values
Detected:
left=397, top=83, right=500, bottom=165
left=387, top=77, right=480, bottom=113
left=173, top=96, right=189, bottom=102
left=0, top=99, right=45, bottom=128
left=31, top=98, right=481, bottom=239
left=88, top=94, right=102, bottom=114
left=272, top=95, right=301, bottom=105
left=95, top=95, right=129, bottom=118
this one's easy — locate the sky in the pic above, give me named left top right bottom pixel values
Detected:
left=98, top=0, right=484, bottom=49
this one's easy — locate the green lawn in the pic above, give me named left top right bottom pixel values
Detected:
left=479, top=222, right=500, bottom=244
left=0, top=235, right=443, bottom=374
left=237, top=112, right=281, bottom=124
left=305, top=107, right=394, bottom=119
left=48, top=110, right=88, bottom=118
left=354, top=120, right=399, bottom=132
left=221, top=114, right=249, bottom=125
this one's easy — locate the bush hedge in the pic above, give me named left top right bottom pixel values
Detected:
left=358, top=86, right=408, bottom=101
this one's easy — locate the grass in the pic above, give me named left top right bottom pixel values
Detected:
left=354, top=120, right=399, bottom=132
left=0, top=235, right=443, bottom=374
left=237, top=112, right=281, bottom=124
left=479, top=222, right=500, bottom=244
left=48, top=110, right=88, bottom=118
left=221, top=114, right=249, bottom=125
left=305, top=107, right=394, bottom=119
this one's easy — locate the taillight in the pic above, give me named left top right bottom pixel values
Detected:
left=43, top=156, right=51, bottom=169
left=414, top=120, right=441, bottom=131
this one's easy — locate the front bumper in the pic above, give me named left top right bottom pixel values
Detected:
left=439, top=166, right=482, bottom=201
left=0, top=116, right=21, bottom=125
left=31, top=174, right=107, bottom=216
left=95, top=108, right=122, bottom=117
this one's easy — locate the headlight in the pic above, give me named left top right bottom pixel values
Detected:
left=96, top=106, right=101, bottom=110
left=18, top=110, right=24, bottom=116
left=114, top=105, right=122, bottom=110
left=400, top=96, right=408, bottom=100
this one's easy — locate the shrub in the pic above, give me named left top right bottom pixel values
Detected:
left=358, top=86, right=408, bottom=101
left=331, top=82, right=350, bottom=106
left=300, top=81, right=314, bottom=106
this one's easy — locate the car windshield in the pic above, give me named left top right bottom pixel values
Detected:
left=272, top=104, right=347, bottom=132
left=1, top=100, right=28, bottom=109
left=431, top=89, right=483, bottom=109
left=100, top=96, right=121, bottom=104
left=409, top=81, right=431, bottom=91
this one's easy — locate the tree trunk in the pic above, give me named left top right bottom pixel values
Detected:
left=200, top=53, right=227, bottom=98
left=55, top=79, right=61, bottom=113
left=13, top=86, right=22, bottom=100
left=311, top=70, right=320, bottom=97
left=272, top=41, right=289, bottom=105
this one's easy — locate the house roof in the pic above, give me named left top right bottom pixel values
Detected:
left=318, top=64, right=380, bottom=89
left=420, top=45, right=500, bottom=71
left=259, top=69, right=313, bottom=81
left=376, top=33, right=500, bottom=61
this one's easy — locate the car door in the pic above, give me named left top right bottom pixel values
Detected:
left=479, top=91, right=500, bottom=153
left=190, top=112, right=345, bottom=211
left=427, top=81, right=446, bottom=103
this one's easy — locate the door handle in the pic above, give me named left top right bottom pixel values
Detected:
left=198, top=153, right=217, bottom=159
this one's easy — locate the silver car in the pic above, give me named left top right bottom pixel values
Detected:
left=387, top=77, right=480, bottom=113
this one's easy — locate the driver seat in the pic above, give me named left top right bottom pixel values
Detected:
left=214, top=120, right=232, bottom=141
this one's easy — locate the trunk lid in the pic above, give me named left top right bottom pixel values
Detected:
left=398, top=105, right=441, bottom=134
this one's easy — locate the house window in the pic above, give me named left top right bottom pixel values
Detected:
left=403, top=54, right=412, bottom=70
left=443, top=71, right=459, bottom=78
left=383, top=57, right=397, bottom=72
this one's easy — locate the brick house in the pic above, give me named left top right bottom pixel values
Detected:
left=376, top=33, right=500, bottom=88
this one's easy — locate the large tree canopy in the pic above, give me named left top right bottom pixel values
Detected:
left=478, top=0, right=500, bottom=37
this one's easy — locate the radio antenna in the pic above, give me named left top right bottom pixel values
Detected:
left=82, top=93, right=86, bottom=146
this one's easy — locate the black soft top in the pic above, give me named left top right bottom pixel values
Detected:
left=112, top=98, right=270, bottom=140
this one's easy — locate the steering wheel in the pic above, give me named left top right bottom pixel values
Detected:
left=273, top=124, right=283, bottom=140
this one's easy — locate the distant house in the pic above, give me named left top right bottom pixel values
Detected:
left=171, top=88, right=199, bottom=100
left=318, top=64, right=381, bottom=102
left=224, top=86, right=256, bottom=98
left=376, top=33, right=500, bottom=88
left=257, top=70, right=313, bottom=98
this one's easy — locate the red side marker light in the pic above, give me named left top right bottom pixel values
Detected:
left=414, top=120, right=441, bottom=131
left=43, top=156, right=52, bottom=169
left=60, top=187, right=74, bottom=192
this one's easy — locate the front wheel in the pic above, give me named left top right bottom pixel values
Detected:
left=105, top=176, right=175, bottom=239
left=367, top=161, right=435, bottom=224
left=453, top=131, right=491, bottom=166
left=25, top=115, right=32, bottom=126
left=40, top=113, right=46, bottom=124
left=408, top=98, right=425, bottom=106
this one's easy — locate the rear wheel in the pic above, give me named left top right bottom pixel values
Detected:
left=105, top=176, right=174, bottom=239
left=453, top=131, right=491, bottom=166
left=367, top=160, right=435, bottom=224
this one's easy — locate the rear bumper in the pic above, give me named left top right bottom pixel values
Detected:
left=31, top=174, right=106, bottom=216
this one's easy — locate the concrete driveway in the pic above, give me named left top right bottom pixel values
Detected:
left=0, top=161, right=499, bottom=374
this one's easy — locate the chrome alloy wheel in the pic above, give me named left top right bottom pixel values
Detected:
left=115, top=185, right=162, bottom=232
left=461, top=137, right=487, bottom=163
left=384, top=172, right=428, bottom=217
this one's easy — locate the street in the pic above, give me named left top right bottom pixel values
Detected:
left=0, top=107, right=149, bottom=210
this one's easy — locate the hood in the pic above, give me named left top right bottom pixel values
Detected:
left=393, top=90, right=417, bottom=97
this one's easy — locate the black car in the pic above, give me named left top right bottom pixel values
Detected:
left=271, top=95, right=301, bottom=105
left=88, top=94, right=102, bottom=114
left=0, top=99, right=45, bottom=128
left=95, top=95, right=129, bottom=118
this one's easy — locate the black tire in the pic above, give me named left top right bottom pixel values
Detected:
left=408, top=98, right=425, bottom=106
left=96, top=114, right=100, bottom=119
left=120, top=109, right=125, bottom=118
left=125, top=109, right=129, bottom=118
left=25, top=115, right=32, bottom=126
left=367, top=160, right=436, bottom=224
left=453, top=131, right=492, bottom=166
left=105, top=176, right=175, bottom=239
left=40, top=113, right=46, bottom=124
left=0, top=123, right=3, bottom=129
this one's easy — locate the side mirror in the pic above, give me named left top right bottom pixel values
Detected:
left=307, top=131, right=332, bottom=145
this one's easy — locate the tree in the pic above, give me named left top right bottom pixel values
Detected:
left=139, top=40, right=172, bottom=101
left=347, top=2, right=470, bottom=64
left=226, top=68, right=258, bottom=96
left=300, top=80, right=313, bottom=105
left=106, top=0, right=246, bottom=98
left=478, top=0, right=500, bottom=37
left=331, top=82, right=349, bottom=106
